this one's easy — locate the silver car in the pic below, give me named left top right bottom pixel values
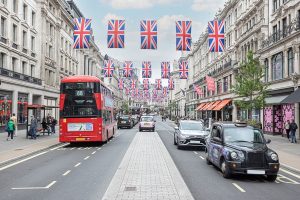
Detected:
left=139, top=116, right=156, bottom=132
left=174, top=120, right=209, bottom=149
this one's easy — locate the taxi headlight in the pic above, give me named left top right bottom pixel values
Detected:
left=238, top=152, right=244, bottom=159
left=270, top=153, right=278, bottom=161
left=230, top=152, right=238, bottom=159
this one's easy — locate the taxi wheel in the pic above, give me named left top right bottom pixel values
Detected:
left=266, top=175, right=277, bottom=182
left=174, top=135, right=177, bottom=145
left=206, top=156, right=211, bottom=165
left=221, top=160, right=231, bottom=178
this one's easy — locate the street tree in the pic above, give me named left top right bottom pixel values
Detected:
left=233, top=51, right=268, bottom=121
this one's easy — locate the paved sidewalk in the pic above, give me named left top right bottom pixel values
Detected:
left=0, top=128, right=60, bottom=165
left=102, top=131, right=194, bottom=200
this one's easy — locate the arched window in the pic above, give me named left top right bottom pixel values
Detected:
left=272, top=52, right=283, bottom=80
left=264, top=59, right=269, bottom=82
left=288, top=48, right=294, bottom=75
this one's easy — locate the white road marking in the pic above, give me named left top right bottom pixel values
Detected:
left=78, top=147, right=82, bottom=150
left=62, top=170, right=71, bottom=176
left=193, top=151, right=198, bottom=155
left=45, top=181, right=57, bottom=189
left=91, top=151, right=96, bottom=155
left=232, top=183, right=246, bottom=192
left=199, top=156, right=204, bottom=160
left=280, top=168, right=300, bottom=180
left=70, top=147, right=75, bottom=150
left=50, top=144, right=68, bottom=151
left=84, top=147, right=89, bottom=150
left=0, top=151, right=48, bottom=171
left=275, top=180, right=280, bottom=183
left=84, top=156, right=90, bottom=160
left=97, top=147, right=102, bottom=150
left=277, top=173, right=300, bottom=184
left=74, top=162, right=81, bottom=167
left=12, top=181, right=56, bottom=190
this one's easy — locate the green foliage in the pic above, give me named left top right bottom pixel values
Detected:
left=121, top=101, right=129, bottom=114
left=233, top=51, right=268, bottom=119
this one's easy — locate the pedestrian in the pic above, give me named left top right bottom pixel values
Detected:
left=50, top=116, right=57, bottom=134
left=289, top=119, right=298, bottom=143
left=10, top=113, right=17, bottom=137
left=284, top=120, right=290, bottom=140
left=29, top=116, right=38, bottom=139
left=41, top=118, right=50, bottom=135
left=6, top=119, right=15, bottom=141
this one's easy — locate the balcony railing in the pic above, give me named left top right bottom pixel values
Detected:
left=262, top=16, right=300, bottom=49
left=0, top=67, right=42, bottom=85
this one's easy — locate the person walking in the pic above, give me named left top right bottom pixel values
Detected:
left=289, top=119, right=298, bottom=143
left=50, top=116, right=57, bottom=134
left=10, top=113, right=17, bottom=137
left=284, top=120, right=290, bottom=140
left=6, top=119, right=15, bottom=141
left=41, top=118, right=50, bottom=135
left=30, top=116, right=38, bottom=139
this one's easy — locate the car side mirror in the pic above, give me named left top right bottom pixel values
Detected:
left=174, top=126, right=179, bottom=130
left=213, top=137, right=222, bottom=143
left=266, top=139, right=271, bottom=144
left=205, top=128, right=210, bottom=132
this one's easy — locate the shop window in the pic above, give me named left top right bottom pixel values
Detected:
left=272, top=52, right=283, bottom=81
left=264, top=59, right=269, bottom=82
left=223, top=77, right=228, bottom=93
left=18, top=93, right=28, bottom=124
left=288, top=48, right=294, bottom=75
left=0, top=91, right=12, bottom=126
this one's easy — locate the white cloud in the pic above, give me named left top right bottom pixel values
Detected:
left=102, top=13, right=125, bottom=24
left=192, top=0, right=226, bottom=12
left=101, top=0, right=177, bottom=9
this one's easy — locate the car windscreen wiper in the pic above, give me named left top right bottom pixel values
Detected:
left=231, top=140, right=263, bottom=144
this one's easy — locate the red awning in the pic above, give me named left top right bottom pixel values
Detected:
left=206, top=100, right=222, bottom=110
left=202, top=102, right=214, bottom=111
left=195, top=103, right=206, bottom=111
left=213, top=99, right=232, bottom=111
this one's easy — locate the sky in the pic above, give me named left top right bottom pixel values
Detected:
left=73, top=0, right=226, bottom=85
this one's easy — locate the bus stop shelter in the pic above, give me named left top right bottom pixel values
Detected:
left=26, top=104, right=59, bottom=138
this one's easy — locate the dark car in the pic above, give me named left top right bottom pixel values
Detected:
left=117, top=115, right=133, bottom=129
left=205, top=122, right=279, bottom=181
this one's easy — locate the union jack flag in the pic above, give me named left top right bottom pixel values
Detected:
left=73, top=18, right=92, bottom=49
left=143, top=79, right=149, bottom=90
left=103, top=60, right=114, bottom=77
left=163, top=87, right=168, bottom=96
left=176, top=21, right=192, bottom=51
left=107, top=19, right=125, bottom=48
left=155, top=79, right=162, bottom=90
left=131, top=79, right=137, bottom=89
left=123, top=61, right=133, bottom=78
left=125, top=87, right=130, bottom=95
left=179, top=60, right=188, bottom=79
left=140, top=20, right=157, bottom=49
left=168, top=78, right=174, bottom=90
left=153, top=89, right=158, bottom=96
left=161, top=62, right=170, bottom=79
left=208, top=20, right=225, bottom=52
left=142, top=61, right=152, bottom=78
left=118, top=79, right=124, bottom=90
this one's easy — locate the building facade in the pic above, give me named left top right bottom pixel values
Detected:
left=0, top=0, right=104, bottom=131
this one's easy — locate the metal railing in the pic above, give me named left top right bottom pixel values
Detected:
left=0, top=67, right=42, bottom=85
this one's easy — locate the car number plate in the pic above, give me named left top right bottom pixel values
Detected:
left=121, top=121, right=126, bottom=123
left=189, top=140, right=201, bottom=144
left=76, top=138, right=86, bottom=141
left=247, top=170, right=265, bottom=175
left=144, top=123, right=150, bottom=126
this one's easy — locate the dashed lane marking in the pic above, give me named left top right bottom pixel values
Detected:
left=193, top=151, right=198, bottom=155
left=97, top=147, right=102, bottom=150
left=74, top=162, right=81, bottom=167
left=50, top=144, right=68, bottom=151
left=62, top=170, right=71, bottom=176
left=199, top=156, right=204, bottom=160
left=84, top=156, right=90, bottom=160
left=232, top=183, right=246, bottom=192
left=91, top=151, right=96, bottom=155
left=70, top=147, right=75, bottom=150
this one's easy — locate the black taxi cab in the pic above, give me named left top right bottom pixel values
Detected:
left=205, top=122, right=279, bottom=181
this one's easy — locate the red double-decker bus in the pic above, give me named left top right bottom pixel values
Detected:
left=59, top=76, right=116, bottom=143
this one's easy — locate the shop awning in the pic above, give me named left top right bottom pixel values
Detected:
left=213, top=99, right=232, bottom=111
left=202, top=102, right=214, bottom=111
left=265, top=95, right=288, bottom=104
left=206, top=100, right=222, bottom=110
left=281, top=89, right=300, bottom=104
left=195, top=103, right=206, bottom=111
left=198, top=103, right=208, bottom=111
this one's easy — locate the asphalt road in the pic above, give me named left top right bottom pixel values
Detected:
left=1, top=118, right=300, bottom=200
left=0, top=125, right=138, bottom=200
left=156, top=120, right=300, bottom=200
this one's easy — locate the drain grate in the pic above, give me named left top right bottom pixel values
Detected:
left=124, top=186, right=137, bottom=192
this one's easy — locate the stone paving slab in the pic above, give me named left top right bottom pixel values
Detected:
left=102, top=131, right=194, bottom=200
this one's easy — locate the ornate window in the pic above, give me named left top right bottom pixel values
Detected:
left=264, top=59, right=269, bottom=82
left=288, top=48, right=294, bottom=75
left=272, top=52, right=283, bottom=81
